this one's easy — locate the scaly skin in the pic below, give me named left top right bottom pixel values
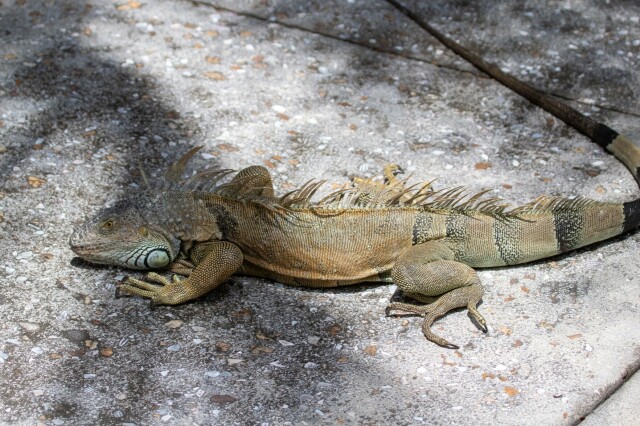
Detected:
left=70, top=142, right=640, bottom=349
left=69, top=16, right=640, bottom=348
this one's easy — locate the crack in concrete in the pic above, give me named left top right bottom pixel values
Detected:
left=572, top=350, right=640, bottom=425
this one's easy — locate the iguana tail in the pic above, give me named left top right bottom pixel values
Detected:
left=387, top=0, right=640, bottom=232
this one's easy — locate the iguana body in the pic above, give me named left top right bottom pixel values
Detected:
left=70, top=140, right=640, bottom=348
left=69, top=12, right=640, bottom=349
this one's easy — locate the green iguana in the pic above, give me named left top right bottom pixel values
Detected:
left=69, top=15, right=640, bottom=350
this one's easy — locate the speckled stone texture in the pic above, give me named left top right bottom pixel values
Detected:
left=0, top=0, right=638, bottom=424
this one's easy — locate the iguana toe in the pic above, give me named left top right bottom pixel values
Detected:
left=119, top=275, right=178, bottom=304
left=474, top=318, right=488, bottom=333
left=468, top=305, right=487, bottom=332
left=386, top=302, right=460, bottom=349
left=385, top=302, right=431, bottom=317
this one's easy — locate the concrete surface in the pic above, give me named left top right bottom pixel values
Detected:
left=582, top=370, right=640, bottom=426
left=0, top=0, right=638, bottom=424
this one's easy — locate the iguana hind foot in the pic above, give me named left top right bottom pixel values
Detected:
left=389, top=241, right=486, bottom=349
left=386, top=301, right=461, bottom=347
left=386, top=283, right=485, bottom=349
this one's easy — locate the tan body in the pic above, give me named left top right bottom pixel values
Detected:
left=233, top=206, right=418, bottom=286
left=70, top=14, right=640, bottom=348
left=200, top=195, right=625, bottom=286
left=70, top=152, right=640, bottom=350
left=70, top=148, right=640, bottom=350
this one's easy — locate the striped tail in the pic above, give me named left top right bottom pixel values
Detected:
left=387, top=0, right=640, bottom=234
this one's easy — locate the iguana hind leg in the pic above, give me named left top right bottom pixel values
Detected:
left=119, top=241, right=243, bottom=305
left=387, top=241, right=486, bottom=349
left=352, top=164, right=404, bottom=189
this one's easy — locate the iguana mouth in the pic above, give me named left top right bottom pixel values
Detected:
left=69, top=241, right=100, bottom=255
left=69, top=232, right=121, bottom=259
left=69, top=242, right=110, bottom=259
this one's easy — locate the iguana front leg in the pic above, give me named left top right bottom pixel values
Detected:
left=119, top=241, right=243, bottom=305
left=387, top=241, right=486, bottom=349
left=167, top=257, right=195, bottom=276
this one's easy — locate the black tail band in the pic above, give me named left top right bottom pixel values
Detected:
left=593, top=124, right=620, bottom=150
left=622, top=199, right=640, bottom=233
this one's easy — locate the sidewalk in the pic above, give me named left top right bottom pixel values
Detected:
left=0, top=0, right=638, bottom=424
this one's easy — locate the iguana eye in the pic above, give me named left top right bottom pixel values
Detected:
left=100, top=219, right=116, bottom=233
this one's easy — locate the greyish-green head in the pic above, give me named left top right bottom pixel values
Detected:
left=69, top=198, right=180, bottom=270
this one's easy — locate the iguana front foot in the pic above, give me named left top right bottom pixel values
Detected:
left=168, top=259, right=195, bottom=276
left=118, top=272, right=187, bottom=305
left=118, top=241, right=243, bottom=305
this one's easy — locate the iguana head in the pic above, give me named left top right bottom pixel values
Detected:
left=69, top=199, right=180, bottom=270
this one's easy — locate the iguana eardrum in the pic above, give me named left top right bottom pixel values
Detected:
left=69, top=13, right=640, bottom=349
